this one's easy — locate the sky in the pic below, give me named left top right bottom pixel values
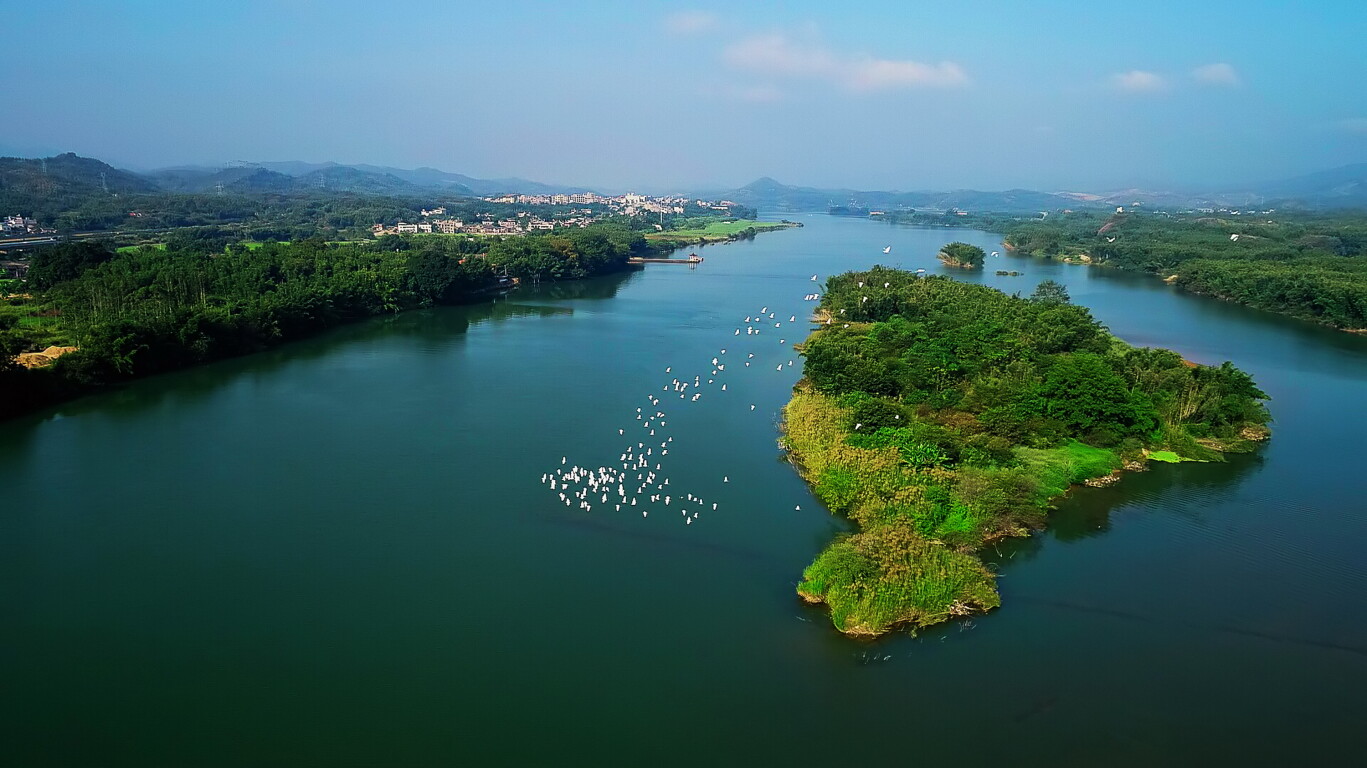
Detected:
left=6, top=0, right=1367, bottom=193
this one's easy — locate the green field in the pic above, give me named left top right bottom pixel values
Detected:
left=646, top=219, right=793, bottom=242
left=117, top=240, right=298, bottom=254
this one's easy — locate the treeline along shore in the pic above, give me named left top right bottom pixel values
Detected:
left=0, top=222, right=727, bottom=420
left=1001, top=212, right=1367, bottom=331
left=864, top=208, right=1367, bottom=331
left=783, top=267, right=1271, bottom=636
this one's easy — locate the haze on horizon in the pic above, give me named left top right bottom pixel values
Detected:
left=8, top=0, right=1367, bottom=194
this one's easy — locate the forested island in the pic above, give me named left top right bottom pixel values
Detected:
left=783, top=267, right=1271, bottom=635
left=937, top=242, right=985, bottom=269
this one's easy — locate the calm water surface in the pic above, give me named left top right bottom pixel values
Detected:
left=4, top=215, right=1366, bottom=765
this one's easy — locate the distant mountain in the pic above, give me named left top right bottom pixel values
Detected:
left=147, top=160, right=588, bottom=197
left=148, top=166, right=294, bottom=193
left=0, top=152, right=158, bottom=201
left=715, top=177, right=1087, bottom=213
left=294, top=166, right=424, bottom=195
left=341, top=164, right=588, bottom=196
left=1254, top=163, right=1367, bottom=208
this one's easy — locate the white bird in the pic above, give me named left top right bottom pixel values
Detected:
left=724, top=476, right=729, bottom=483
left=750, top=404, right=756, bottom=410
left=811, top=274, right=818, bottom=281
left=882, top=246, right=891, bottom=254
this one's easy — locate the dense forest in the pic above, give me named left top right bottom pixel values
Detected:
left=1003, top=211, right=1367, bottom=330
left=0, top=224, right=655, bottom=419
left=784, top=266, right=1270, bottom=635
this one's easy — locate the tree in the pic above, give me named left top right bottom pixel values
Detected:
left=1029, top=279, right=1071, bottom=305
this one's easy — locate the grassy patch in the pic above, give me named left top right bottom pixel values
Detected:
left=784, top=389, right=1003, bottom=634
left=1017, top=440, right=1122, bottom=500
left=1147, top=450, right=1184, bottom=463
left=645, top=219, right=792, bottom=242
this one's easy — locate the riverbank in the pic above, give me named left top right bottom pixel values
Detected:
left=782, top=266, right=1270, bottom=636
left=0, top=221, right=796, bottom=422
left=999, top=212, right=1367, bottom=332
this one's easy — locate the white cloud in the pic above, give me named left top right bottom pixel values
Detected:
left=845, top=58, right=968, bottom=91
left=1111, top=70, right=1167, bottom=93
left=664, top=11, right=718, bottom=35
left=724, top=33, right=835, bottom=78
left=723, top=32, right=968, bottom=91
left=1192, top=62, right=1240, bottom=86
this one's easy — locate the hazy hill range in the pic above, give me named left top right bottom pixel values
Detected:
left=146, top=160, right=591, bottom=197
left=708, top=177, right=1092, bottom=214
left=0, top=153, right=158, bottom=198
left=1253, top=163, right=1367, bottom=208
left=4, top=153, right=1367, bottom=218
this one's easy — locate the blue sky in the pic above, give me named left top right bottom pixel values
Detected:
left=6, top=0, right=1367, bottom=192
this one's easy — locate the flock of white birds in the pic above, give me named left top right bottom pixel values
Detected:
left=540, top=274, right=837, bottom=526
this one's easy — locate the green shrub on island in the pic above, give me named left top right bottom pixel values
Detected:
left=785, top=267, right=1270, bottom=635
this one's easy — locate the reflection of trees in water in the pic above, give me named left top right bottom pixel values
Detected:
left=983, top=451, right=1264, bottom=569
left=513, top=269, right=640, bottom=302
left=20, top=271, right=640, bottom=431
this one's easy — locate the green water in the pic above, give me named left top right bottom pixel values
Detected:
left=4, top=215, right=1366, bottom=765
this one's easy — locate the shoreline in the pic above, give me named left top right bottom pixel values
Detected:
left=782, top=385, right=1267, bottom=638
left=780, top=267, right=1271, bottom=637
left=0, top=223, right=794, bottom=424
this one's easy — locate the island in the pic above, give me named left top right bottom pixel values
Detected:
left=937, top=241, right=985, bottom=269
left=783, top=267, right=1271, bottom=636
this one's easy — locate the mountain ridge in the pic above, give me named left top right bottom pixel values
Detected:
left=5, top=152, right=1367, bottom=212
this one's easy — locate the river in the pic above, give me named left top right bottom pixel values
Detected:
left=3, top=214, right=1365, bottom=765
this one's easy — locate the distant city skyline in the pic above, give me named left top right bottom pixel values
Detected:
left=9, top=1, right=1367, bottom=193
